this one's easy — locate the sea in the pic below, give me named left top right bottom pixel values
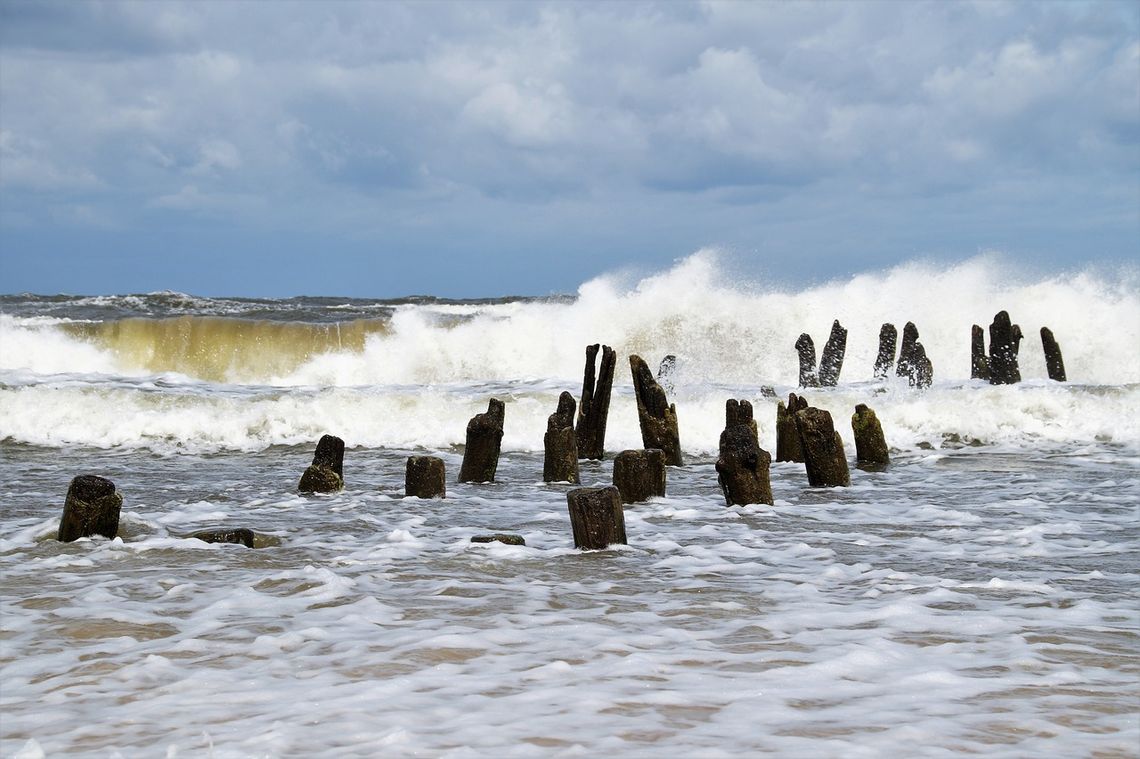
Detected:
left=1, top=252, right=1138, bottom=757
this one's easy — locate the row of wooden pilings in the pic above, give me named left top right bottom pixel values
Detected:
left=56, top=345, right=889, bottom=552
left=795, top=310, right=1067, bottom=388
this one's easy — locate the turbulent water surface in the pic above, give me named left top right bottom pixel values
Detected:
left=1, top=254, right=1138, bottom=757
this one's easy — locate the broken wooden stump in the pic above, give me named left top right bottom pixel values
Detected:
left=298, top=434, right=344, bottom=493
left=58, top=475, right=122, bottom=542
left=566, top=486, right=627, bottom=549
left=776, top=392, right=808, bottom=463
left=657, top=354, right=678, bottom=392
left=794, top=407, right=850, bottom=487
left=818, top=320, right=848, bottom=387
left=612, top=448, right=666, bottom=504
left=896, top=322, right=933, bottom=387
left=851, top=404, right=889, bottom=466
left=716, top=400, right=773, bottom=506
left=971, top=324, right=990, bottom=381
left=629, top=354, right=682, bottom=466
left=471, top=533, right=526, bottom=546
left=795, top=333, right=819, bottom=388
left=406, top=455, right=446, bottom=498
left=988, top=310, right=1022, bottom=385
left=1041, top=327, right=1066, bottom=382
left=190, top=528, right=255, bottom=548
left=874, top=323, right=897, bottom=379
left=543, top=391, right=580, bottom=483
left=575, top=344, right=616, bottom=460
left=459, top=399, right=505, bottom=483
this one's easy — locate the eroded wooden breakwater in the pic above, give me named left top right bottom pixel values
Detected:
left=53, top=310, right=1067, bottom=551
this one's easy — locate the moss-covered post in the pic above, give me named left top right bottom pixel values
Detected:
left=299, top=434, right=345, bottom=493
left=629, top=354, right=682, bottom=466
left=612, top=449, right=666, bottom=504
left=874, top=323, right=897, bottom=379
left=818, top=320, right=848, bottom=387
left=851, top=404, right=889, bottom=466
left=716, top=400, right=773, bottom=506
left=795, top=333, right=819, bottom=388
left=58, top=475, right=122, bottom=542
left=406, top=456, right=446, bottom=498
left=459, top=399, right=505, bottom=483
left=543, top=391, right=580, bottom=483
left=794, top=407, right=850, bottom=487
left=776, top=392, right=808, bottom=463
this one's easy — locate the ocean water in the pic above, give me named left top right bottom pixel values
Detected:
left=1, top=253, right=1137, bottom=757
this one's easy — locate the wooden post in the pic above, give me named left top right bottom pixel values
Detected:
left=575, top=344, right=616, bottom=460
left=299, top=434, right=345, bottom=493
left=874, top=323, right=897, bottom=379
left=543, top=391, right=580, bottom=483
left=851, top=404, right=889, bottom=466
left=657, top=354, right=678, bottom=392
left=612, top=449, right=666, bottom=504
left=971, top=325, right=990, bottom=381
left=795, top=333, right=819, bottom=388
left=459, top=399, right=505, bottom=483
left=566, top=486, right=627, bottom=549
left=794, top=407, right=850, bottom=487
left=818, top=320, right=848, bottom=386
left=629, top=354, right=682, bottom=466
left=58, top=475, right=122, bottom=542
left=912, top=343, right=933, bottom=388
left=715, top=400, right=773, bottom=506
left=988, top=310, right=1022, bottom=384
left=776, top=392, right=808, bottom=463
left=406, top=456, right=446, bottom=498
left=1041, top=327, right=1066, bottom=382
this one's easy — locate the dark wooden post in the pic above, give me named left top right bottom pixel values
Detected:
left=459, top=399, right=505, bottom=483
left=406, top=456, right=446, bottom=498
left=299, top=434, right=345, bottom=493
left=612, top=449, right=666, bottom=504
left=776, top=392, right=808, bottom=463
left=794, top=407, right=850, bottom=487
left=851, top=404, right=889, bottom=466
left=716, top=400, right=773, bottom=506
left=58, top=475, right=122, bottom=542
left=795, top=333, right=819, bottom=388
left=896, top=322, right=918, bottom=380
left=971, top=325, right=990, bottom=381
left=874, top=323, right=897, bottom=379
left=1041, top=327, right=1067, bottom=382
left=629, top=354, right=682, bottom=466
left=988, top=310, right=1022, bottom=384
left=818, top=320, right=848, bottom=386
left=912, top=343, right=933, bottom=388
left=575, top=344, right=616, bottom=460
left=566, top=486, right=627, bottom=549
left=543, top=391, right=580, bottom=483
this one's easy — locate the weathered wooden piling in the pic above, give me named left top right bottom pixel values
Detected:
left=58, top=475, right=122, bottom=542
left=566, top=486, right=627, bottom=549
left=459, top=399, right=505, bottom=483
left=575, top=344, right=616, bottom=460
left=657, top=354, right=678, bottom=392
left=543, top=391, right=580, bottom=484
left=794, top=407, right=850, bottom=487
left=776, top=392, right=808, bottom=463
left=190, top=528, right=255, bottom=548
left=716, top=400, right=773, bottom=506
left=818, top=320, right=848, bottom=387
left=988, top=311, right=1022, bottom=385
left=971, top=324, right=990, bottom=381
left=1041, top=327, right=1067, bottom=382
left=406, top=455, right=446, bottom=498
left=851, top=404, right=889, bottom=466
left=795, top=333, right=819, bottom=388
left=874, top=323, right=897, bottom=379
left=612, top=448, right=666, bottom=504
left=895, top=322, right=932, bottom=388
left=298, top=434, right=345, bottom=493
left=629, top=354, right=682, bottom=466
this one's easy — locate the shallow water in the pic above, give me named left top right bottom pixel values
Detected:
left=2, top=257, right=1138, bottom=756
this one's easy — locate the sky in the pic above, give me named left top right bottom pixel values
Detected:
left=0, top=0, right=1137, bottom=298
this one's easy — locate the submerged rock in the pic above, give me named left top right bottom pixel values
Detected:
left=190, top=528, right=255, bottom=548
left=470, top=533, right=526, bottom=546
